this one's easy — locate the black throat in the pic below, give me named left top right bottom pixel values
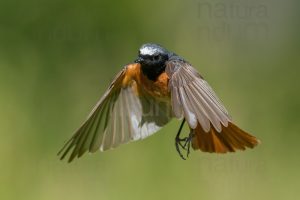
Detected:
left=141, top=64, right=166, bottom=81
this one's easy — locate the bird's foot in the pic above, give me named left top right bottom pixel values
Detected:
left=175, top=131, right=195, bottom=160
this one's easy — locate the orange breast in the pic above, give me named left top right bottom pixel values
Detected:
left=138, top=71, right=170, bottom=99
left=122, top=63, right=170, bottom=100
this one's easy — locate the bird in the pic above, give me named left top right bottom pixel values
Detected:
left=58, top=43, right=260, bottom=162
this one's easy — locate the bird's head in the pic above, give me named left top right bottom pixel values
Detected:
left=135, top=43, right=169, bottom=67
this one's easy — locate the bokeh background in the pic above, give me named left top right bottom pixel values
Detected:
left=1, top=0, right=299, bottom=199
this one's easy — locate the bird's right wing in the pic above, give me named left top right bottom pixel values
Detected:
left=58, top=63, right=172, bottom=162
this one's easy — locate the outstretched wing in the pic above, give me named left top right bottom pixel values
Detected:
left=58, top=63, right=172, bottom=162
left=166, top=60, right=231, bottom=132
left=166, top=60, right=259, bottom=153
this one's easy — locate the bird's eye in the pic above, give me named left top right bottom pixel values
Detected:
left=154, top=55, right=159, bottom=60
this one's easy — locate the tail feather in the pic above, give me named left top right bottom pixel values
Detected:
left=192, top=122, right=260, bottom=153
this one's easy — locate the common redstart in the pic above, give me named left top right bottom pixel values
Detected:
left=58, top=43, right=260, bottom=162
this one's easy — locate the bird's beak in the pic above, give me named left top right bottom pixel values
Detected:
left=134, top=57, right=144, bottom=63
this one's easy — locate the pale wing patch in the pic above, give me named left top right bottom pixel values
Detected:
left=99, top=86, right=171, bottom=151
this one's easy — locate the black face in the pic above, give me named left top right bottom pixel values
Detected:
left=135, top=43, right=169, bottom=81
left=136, top=52, right=168, bottom=67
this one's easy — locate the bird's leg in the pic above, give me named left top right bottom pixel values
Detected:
left=175, top=119, right=187, bottom=160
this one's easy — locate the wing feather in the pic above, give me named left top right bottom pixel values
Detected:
left=166, top=60, right=231, bottom=132
left=170, top=86, right=183, bottom=118
left=59, top=64, right=172, bottom=162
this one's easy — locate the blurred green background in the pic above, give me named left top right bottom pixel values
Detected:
left=1, top=0, right=299, bottom=199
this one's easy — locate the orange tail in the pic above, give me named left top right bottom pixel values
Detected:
left=192, top=122, right=260, bottom=153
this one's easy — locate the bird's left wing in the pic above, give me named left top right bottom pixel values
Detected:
left=58, top=63, right=172, bottom=162
left=166, top=60, right=259, bottom=153
left=165, top=59, right=231, bottom=132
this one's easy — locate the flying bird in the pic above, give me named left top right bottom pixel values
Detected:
left=58, top=43, right=260, bottom=162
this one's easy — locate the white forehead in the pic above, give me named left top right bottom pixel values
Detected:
left=139, top=46, right=162, bottom=56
